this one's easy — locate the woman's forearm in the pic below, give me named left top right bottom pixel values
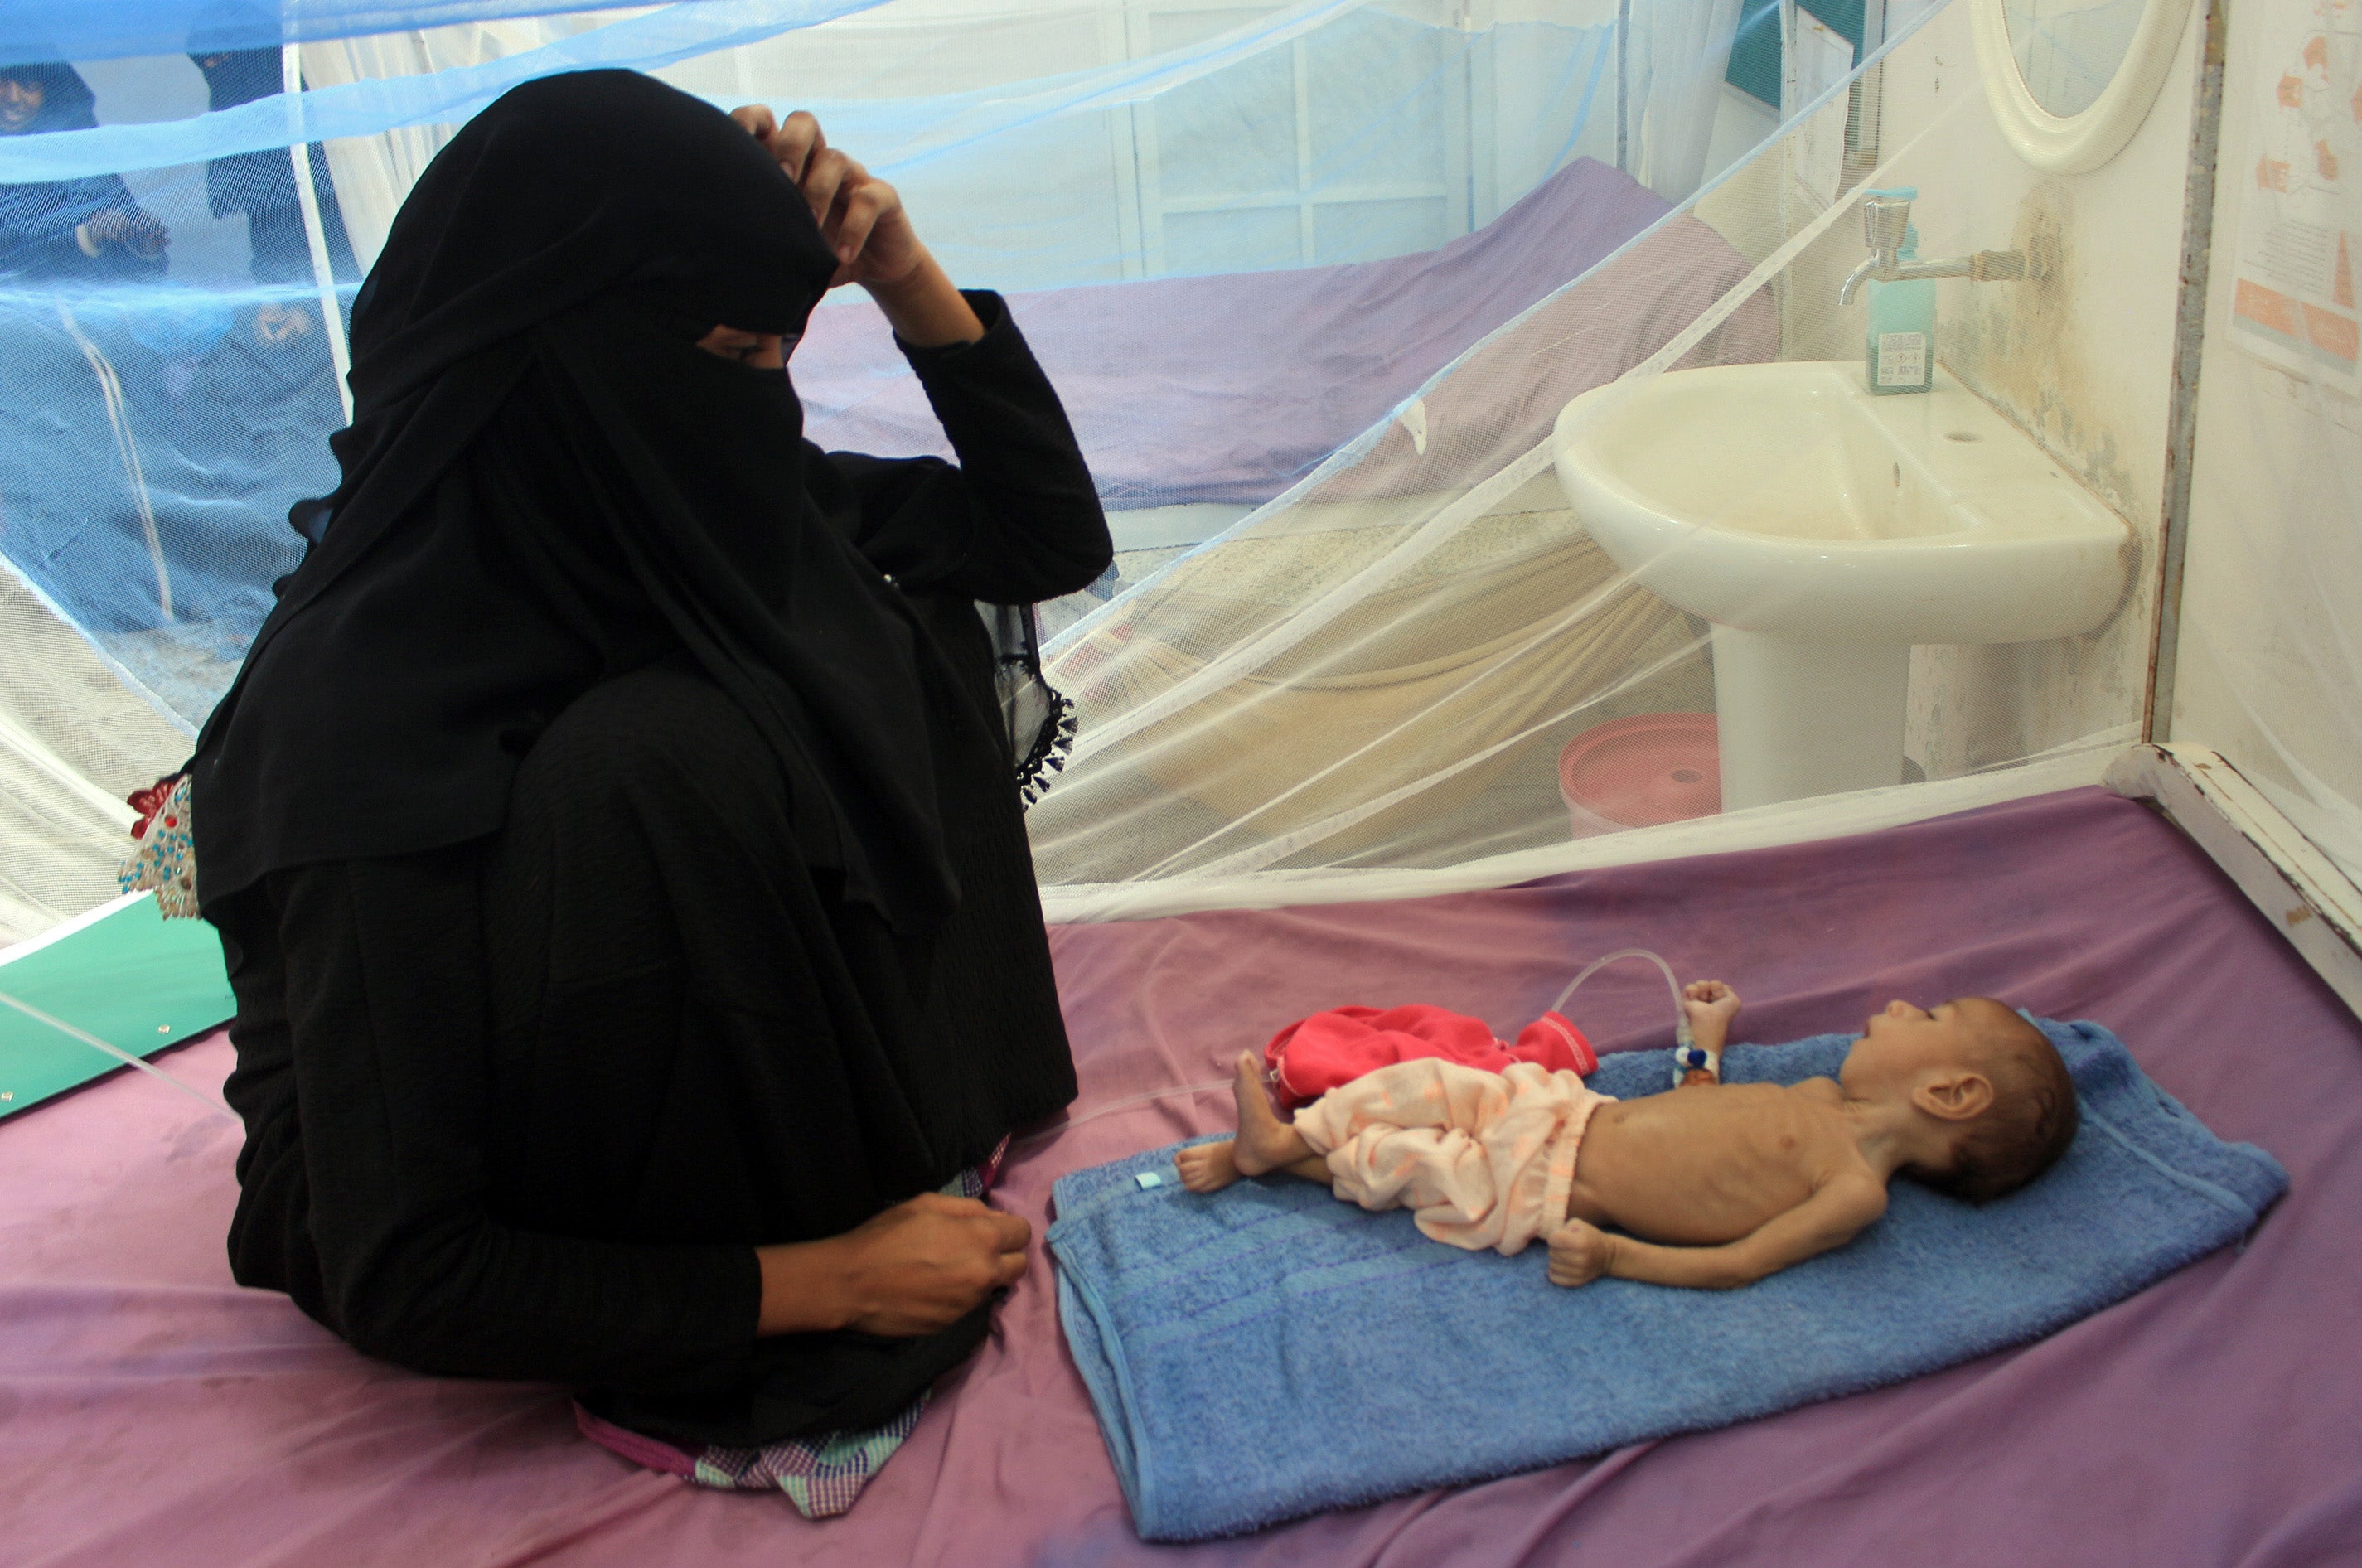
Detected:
left=755, top=1238, right=856, bottom=1334
left=834, top=283, right=1109, bottom=603
left=863, top=248, right=984, bottom=347
left=757, top=1194, right=1033, bottom=1338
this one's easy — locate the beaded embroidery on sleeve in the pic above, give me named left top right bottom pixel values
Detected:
left=118, top=772, right=198, bottom=918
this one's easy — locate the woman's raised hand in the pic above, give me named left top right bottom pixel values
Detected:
left=728, top=105, right=982, bottom=346
left=731, top=105, right=921, bottom=291
left=757, top=1192, right=1031, bottom=1338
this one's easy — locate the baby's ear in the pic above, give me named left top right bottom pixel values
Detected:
left=1914, top=1069, right=1995, bottom=1123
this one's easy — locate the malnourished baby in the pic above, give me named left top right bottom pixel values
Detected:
left=1175, top=983, right=2079, bottom=1289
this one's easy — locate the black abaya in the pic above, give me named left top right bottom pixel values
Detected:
left=196, top=74, right=1111, bottom=1445
left=213, top=302, right=1105, bottom=1441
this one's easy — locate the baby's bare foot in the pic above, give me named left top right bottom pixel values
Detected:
left=1227, top=1050, right=1302, bottom=1177
left=1175, top=1140, right=1240, bottom=1193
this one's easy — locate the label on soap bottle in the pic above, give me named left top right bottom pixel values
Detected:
left=1876, top=332, right=1928, bottom=387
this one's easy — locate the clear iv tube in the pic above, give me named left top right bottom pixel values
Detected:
left=1549, top=948, right=1692, bottom=1046
left=1018, top=951, right=1692, bottom=1156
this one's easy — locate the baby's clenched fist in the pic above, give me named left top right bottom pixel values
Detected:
left=1681, top=979, right=1741, bottom=1028
left=1547, top=1220, right=1615, bottom=1287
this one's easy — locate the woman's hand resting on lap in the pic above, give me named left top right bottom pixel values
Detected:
left=757, top=1193, right=1031, bottom=1337
left=828, top=1194, right=1032, bottom=1336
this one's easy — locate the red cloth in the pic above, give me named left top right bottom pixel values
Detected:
left=1262, top=1004, right=1597, bottom=1111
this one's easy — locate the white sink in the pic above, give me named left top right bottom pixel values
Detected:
left=1552, top=362, right=2130, bottom=809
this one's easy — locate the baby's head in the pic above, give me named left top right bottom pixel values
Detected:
left=1842, top=998, right=2079, bottom=1202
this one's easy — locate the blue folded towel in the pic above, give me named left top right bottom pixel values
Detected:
left=1047, top=1020, right=2287, bottom=1541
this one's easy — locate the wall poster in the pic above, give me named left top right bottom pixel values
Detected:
left=2229, top=0, right=2362, bottom=392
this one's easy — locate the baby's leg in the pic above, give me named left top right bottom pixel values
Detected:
left=1176, top=1052, right=1321, bottom=1192
left=1173, top=1139, right=1238, bottom=1192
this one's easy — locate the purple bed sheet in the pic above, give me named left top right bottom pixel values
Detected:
left=795, top=157, right=1762, bottom=511
left=5, top=786, right=2358, bottom=1568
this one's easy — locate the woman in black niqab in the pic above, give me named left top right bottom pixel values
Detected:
left=192, top=70, right=1111, bottom=1454
left=201, top=68, right=970, bottom=933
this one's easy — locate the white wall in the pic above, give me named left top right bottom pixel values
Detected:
left=659, top=0, right=1632, bottom=288
left=2169, top=0, right=2362, bottom=877
left=1781, top=0, right=2200, bottom=778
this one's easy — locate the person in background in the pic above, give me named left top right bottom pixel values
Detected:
left=0, top=62, right=168, bottom=281
left=187, top=47, right=357, bottom=344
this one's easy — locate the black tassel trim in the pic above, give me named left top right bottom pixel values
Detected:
left=1015, top=686, right=1077, bottom=810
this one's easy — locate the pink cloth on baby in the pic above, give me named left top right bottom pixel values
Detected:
left=1291, top=1057, right=1614, bottom=1256
left=1263, top=1003, right=1596, bottom=1111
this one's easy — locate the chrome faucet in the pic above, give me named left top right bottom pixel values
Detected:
left=1837, top=188, right=2026, bottom=306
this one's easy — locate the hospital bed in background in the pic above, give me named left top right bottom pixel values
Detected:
left=798, top=157, right=1772, bottom=549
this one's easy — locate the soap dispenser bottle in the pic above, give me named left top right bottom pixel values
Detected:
left=1865, top=224, right=1936, bottom=395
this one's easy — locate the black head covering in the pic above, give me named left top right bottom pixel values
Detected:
left=189, top=48, right=282, bottom=114
left=185, top=0, right=281, bottom=75
left=0, top=60, right=96, bottom=134
left=190, top=70, right=981, bottom=933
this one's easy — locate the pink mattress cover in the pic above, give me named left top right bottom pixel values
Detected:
left=5, top=786, right=2358, bottom=1567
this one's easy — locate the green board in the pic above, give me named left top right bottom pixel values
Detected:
left=1726, top=0, right=1865, bottom=110
left=0, top=895, right=235, bottom=1119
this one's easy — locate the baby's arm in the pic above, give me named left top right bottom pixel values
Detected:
left=1682, top=980, right=1741, bottom=1053
left=1547, top=1170, right=1887, bottom=1290
left=1676, top=980, right=1742, bottom=1087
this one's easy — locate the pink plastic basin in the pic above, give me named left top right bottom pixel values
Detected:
left=1557, top=713, right=1721, bottom=837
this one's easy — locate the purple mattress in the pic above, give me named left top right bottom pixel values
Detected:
left=795, top=158, right=1771, bottom=511
left=5, top=786, right=2357, bottom=1566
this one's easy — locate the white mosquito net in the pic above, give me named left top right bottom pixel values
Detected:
left=1021, top=0, right=2166, bottom=915
left=0, top=0, right=2184, bottom=943
left=2166, top=0, right=2362, bottom=889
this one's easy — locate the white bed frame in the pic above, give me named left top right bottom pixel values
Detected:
left=1043, top=738, right=2362, bottom=1028
left=2103, top=743, right=2362, bottom=1019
